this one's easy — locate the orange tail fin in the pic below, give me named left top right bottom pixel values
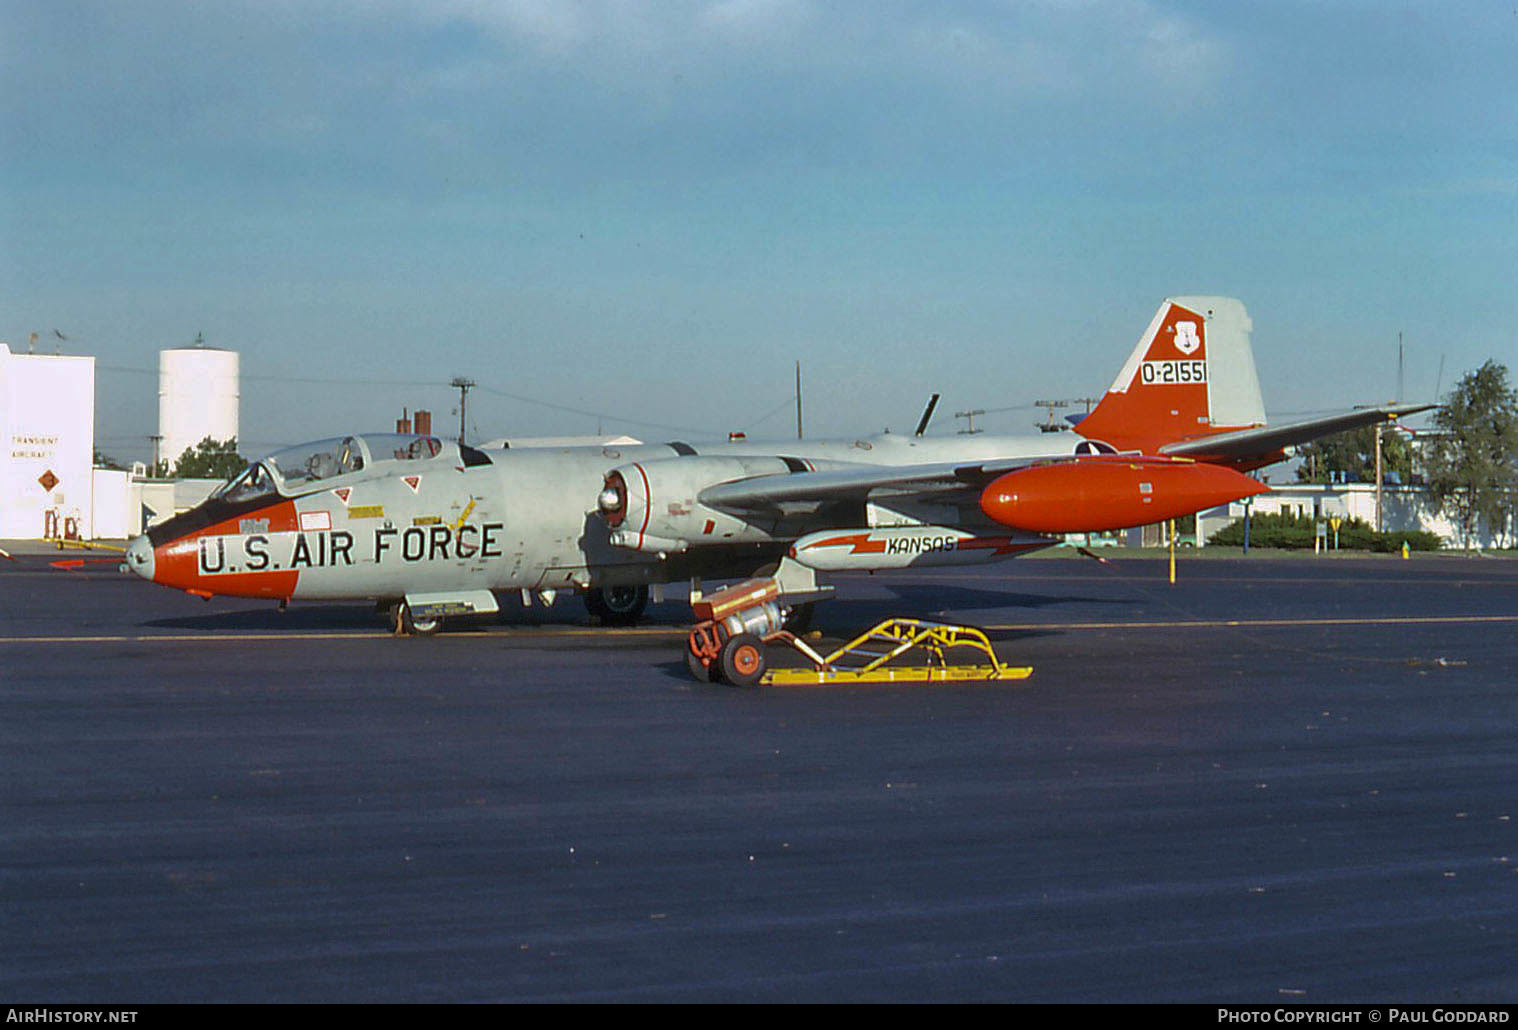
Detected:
left=1075, top=297, right=1265, bottom=455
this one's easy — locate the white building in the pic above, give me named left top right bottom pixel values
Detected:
left=0, top=344, right=96, bottom=539
left=1197, top=483, right=1506, bottom=550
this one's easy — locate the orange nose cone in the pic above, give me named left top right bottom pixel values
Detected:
left=980, top=459, right=1269, bottom=534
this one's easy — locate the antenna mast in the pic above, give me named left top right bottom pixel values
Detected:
left=451, top=376, right=475, bottom=445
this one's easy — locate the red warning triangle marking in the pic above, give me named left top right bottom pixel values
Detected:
left=402, top=475, right=421, bottom=493
left=332, top=487, right=352, bottom=504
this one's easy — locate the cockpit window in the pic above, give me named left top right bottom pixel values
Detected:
left=243, top=434, right=448, bottom=496
left=266, top=436, right=367, bottom=488
left=213, top=462, right=277, bottom=503
left=374, top=435, right=443, bottom=461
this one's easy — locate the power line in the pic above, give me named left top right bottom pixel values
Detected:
left=470, top=383, right=716, bottom=437
left=95, top=361, right=722, bottom=437
left=740, top=394, right=801, bottom=432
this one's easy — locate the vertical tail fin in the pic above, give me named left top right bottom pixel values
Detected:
left=1074, top=296, right=1265, bottom=454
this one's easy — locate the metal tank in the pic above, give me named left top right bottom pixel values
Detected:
left=158, top=344, right=239, bottom=471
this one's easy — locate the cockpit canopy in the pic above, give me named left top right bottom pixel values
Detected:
left=211, top=434, right=448, bottom=503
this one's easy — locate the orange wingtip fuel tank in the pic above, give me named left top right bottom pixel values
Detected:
left=979, top=457, right=1269, bottom=534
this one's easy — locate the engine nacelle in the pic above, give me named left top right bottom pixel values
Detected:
left=598, top=456, right=796, bottom=553
left=979, top=456, right=1268, bottom=534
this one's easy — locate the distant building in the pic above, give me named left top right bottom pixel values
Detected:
left=395, top=408, right=433, bottom=435
left=1197, top=483, right=1510, bottom=550
left=0, top=343, right=96, bottom=538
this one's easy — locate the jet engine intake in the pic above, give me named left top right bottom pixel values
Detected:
left=599, top=456, right=797, bottom=551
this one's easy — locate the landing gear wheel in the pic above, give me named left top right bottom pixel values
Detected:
left=585, top=584, right=649, bottom=625
left=382, top=601, right=404, bottom=634
left=399, top=602, right=442, bottom=637
left=719, top=633, right=767, bottom=688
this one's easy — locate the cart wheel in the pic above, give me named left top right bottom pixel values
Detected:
left=719, top=633, right=766, bottom=687
left=686, top=646, right=716, bottom=683
left=687, top=624, right=724, bottom=683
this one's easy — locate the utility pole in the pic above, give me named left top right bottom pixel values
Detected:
left=1033, top=396, right=1099, bottom=432
left=1397, top=331, right=1404, bottom=404
left=795, top=361, right=803, bottom=441
left=1034, top=399, right=1068, bottom=433
left=1374, top=420, right=1384, bottom=533
left=451, top=376, right=475, bottom=445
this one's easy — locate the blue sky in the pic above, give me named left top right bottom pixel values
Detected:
left=3, top=0, right=1514, bottom=460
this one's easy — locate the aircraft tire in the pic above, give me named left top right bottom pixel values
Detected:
left=719, top=633, right=766, bottom=688
left=400, top=602, right=443, bottom=637
left=586, top=584, right=649, bottom=625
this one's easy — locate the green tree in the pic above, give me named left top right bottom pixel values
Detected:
left=1422, top=361, right=1518, bottom=548
left=1295, top=424, right=1413, bottom=484
left=92, top=447, right=125, bottom=471
left=171, top=436, right=246, bottom=480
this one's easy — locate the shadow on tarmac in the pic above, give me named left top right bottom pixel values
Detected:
left=135, top=578, right=1129, bottom=635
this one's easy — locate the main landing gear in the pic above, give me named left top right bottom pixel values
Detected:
left=584, top=583, right=649, bottom=625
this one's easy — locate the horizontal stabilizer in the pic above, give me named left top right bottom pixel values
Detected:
left=1159, top=403, right=1435, bottom=463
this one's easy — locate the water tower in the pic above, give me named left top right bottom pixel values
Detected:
left=158, top=336, right=239, bottom=471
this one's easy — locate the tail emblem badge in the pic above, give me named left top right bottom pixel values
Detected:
left=1173, top=321, right=1201, bottom=356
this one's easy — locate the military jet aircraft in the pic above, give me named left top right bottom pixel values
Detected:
left=124, top=297, right=1428, bottom=678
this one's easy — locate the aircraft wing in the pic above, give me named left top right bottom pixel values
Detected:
left=695, top=457, right=1034, bottom=510
left=698, top=403, right=1435, bottom=511
left=1158, top=403, right=1436, bottom=463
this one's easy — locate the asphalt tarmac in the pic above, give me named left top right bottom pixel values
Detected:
left=3, top=548, right=1516, bottom=1002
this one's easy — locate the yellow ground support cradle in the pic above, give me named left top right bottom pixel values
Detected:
left=762, top=617, right=1032, bottom=687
